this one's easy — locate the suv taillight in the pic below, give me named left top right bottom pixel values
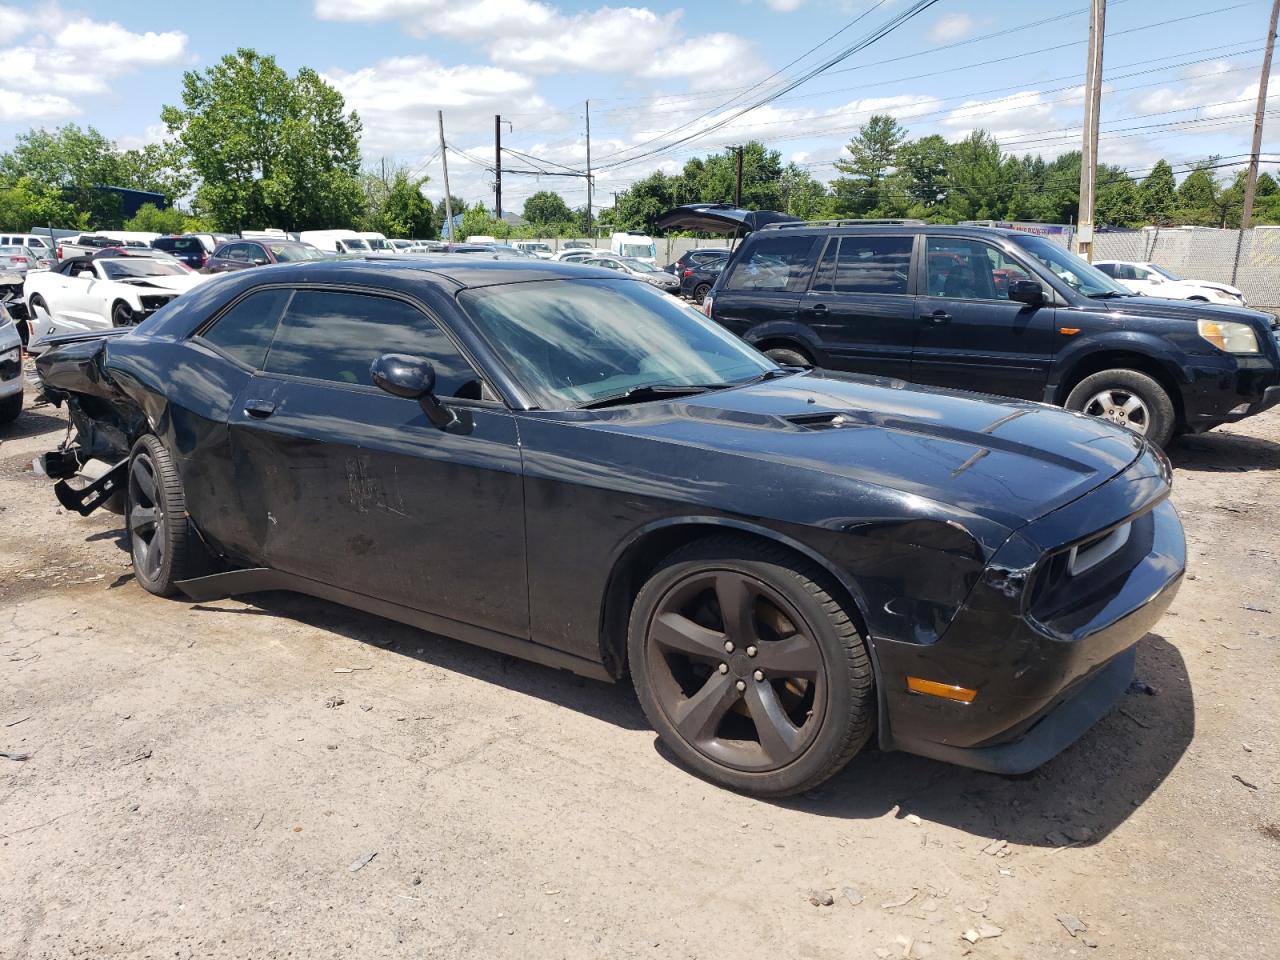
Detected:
left=703, top=293, right=714, bottom=318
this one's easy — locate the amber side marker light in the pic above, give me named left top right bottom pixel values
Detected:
left=1059, top=326, right=1082, bottom=336
left=907, top=677, right=977, bottom=703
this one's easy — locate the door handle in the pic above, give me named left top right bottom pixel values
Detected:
left=923, top=311, right=951, bottom=324
left=243, top=398, right=276, bottom=418
left=810, top=302, right=829, bottom=314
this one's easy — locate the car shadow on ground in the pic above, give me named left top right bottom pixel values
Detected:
left=0, top=404, right=65, bottom=443
left=759, top=631, right=1193, bottom=847
left=1170, top=427, right=1280, bottom=473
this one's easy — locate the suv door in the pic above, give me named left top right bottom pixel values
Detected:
left=710, top=233, right=820, bottom=351
left=797, top=233, right=916, bottom=379
left=912, top=237, right=1056, bottom=400
left=227, top=286, right=529, bottom=639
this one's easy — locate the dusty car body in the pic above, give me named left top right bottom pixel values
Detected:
left=33, top=259, right=1185, bottom=796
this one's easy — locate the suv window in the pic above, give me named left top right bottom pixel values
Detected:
left=812, top=235, right=912, bottom=295
left=264, top=289, right=482, bottom=398
left=925, top=238, right=1032, bottom=300
left=201, top=288, right=291, bottom=369
left=1095, top=262, right=1118, bottom=278
left=723, top=235, right=815, bottom=292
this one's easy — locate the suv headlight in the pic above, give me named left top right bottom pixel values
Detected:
left=1198, top=318, right=1259, bottom=354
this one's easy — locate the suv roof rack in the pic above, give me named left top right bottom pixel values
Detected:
left=759, top=218, right=927, bottom=230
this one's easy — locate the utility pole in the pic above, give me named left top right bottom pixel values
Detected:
left=438, top=110, right=454, bottom=242
left=734, top=146, right=745, bottom=207
left=1075, top=0, right=1106, bottom=260
left=585, top=100, right=593, bottom=237
left=1241, top=0, right=1279, bottom=231
left=495, top=114, right=503, bottom=220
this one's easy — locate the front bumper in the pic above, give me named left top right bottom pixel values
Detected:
left=0, top=341, right=21, bottom=396
left=874, top=448, right=1185, bottom=773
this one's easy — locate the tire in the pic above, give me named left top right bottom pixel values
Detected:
left=1065, top=368, right=1176, bottom=448
left=126, top=434, right=201, bottom=597
left=0, top=392, right=20, bottom=425
left=763, top=346, right=813, bottom=368
left=628, top=535, right=874, bottom=797
left=693, top=283, right=711, bottom=304
left=111, top=301, right=134, bottom=328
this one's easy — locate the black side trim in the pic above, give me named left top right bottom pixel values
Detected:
left=174, top=567, right=614, bottom=683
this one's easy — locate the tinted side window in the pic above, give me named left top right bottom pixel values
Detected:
left=723, top=235, right=815, bottom=292
left=201, top=288, right=291, bottom=369
left=1095, top=263, right=1117, bottom=278
left=925, top=238, right=1031, bottom=301
left=264, top=290, right=481, bottom=398
left=813, top=236, right=911, bottom=295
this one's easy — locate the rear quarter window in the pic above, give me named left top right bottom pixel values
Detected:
left=199, top=288, right=292, bottom=369
left=723, top=235, right=817, bottom=293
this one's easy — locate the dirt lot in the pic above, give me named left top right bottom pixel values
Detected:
left=2, top=385, right=1278, bottom=960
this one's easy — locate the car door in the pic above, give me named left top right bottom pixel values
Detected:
left=796, top=233, right=917, bottom=380
left=58, top=260, right=102, bottom=325
left=227, top=286, right=529, bottom=639
left=911, top=236, right=1056, bottom=400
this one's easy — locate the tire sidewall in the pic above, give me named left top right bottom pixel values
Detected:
left=112, top=302, right=133, bottom=328
left=1065, top=368, right=1176, bottom=448
left=628, top=551, right=863, bottom=796
left=128, top=435, right=182, bottom=595
left=764, top=347, right=812, bottom=368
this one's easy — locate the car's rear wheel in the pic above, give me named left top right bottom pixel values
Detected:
left=0, top=392, right=21, bottom=424
left=111, top=301, right=134, bottom=328
left=628, top=536, right=873, bottom=797
left=127, top=434, right=200, bottom=597
left=693, top=283, right=711, bottom=304
left=1065, top=368, right=1176, bottom=447
left=762, top=346, right=812, bottom=368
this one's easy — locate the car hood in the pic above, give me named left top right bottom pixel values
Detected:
left=1180, top=279, right=1243, bottom=297
left=577, top=371, right=1144, bottom=531
left=113, top=273, right=206, bottom=293
left=655, top=204, right=802, bottom=234
left=1076, top=294, right=1274, bottom=326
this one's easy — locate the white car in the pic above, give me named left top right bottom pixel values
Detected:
left=511, top=241, right=553, bottom=259
left=1093, top=261, right=1247, bottom=306
left=551, top=247, right=612, bottom=262
left=25, top=253, right=208, bottom=343
left=0, top=302, right=22, bottom=424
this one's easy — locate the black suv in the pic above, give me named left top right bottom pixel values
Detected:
left=705, top=221, right=1280, bottom=446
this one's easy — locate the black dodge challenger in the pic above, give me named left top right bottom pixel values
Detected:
left=34, top=258, right=1186, bottom=796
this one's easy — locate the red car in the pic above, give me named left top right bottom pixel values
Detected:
left=205, top=239, right=326, bottom=273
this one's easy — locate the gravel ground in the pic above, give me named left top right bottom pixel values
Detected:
left=2, top=384, right=1278, bottom=960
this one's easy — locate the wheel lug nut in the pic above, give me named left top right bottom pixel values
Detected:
left=735, top=679, right=746, bottom=692
left=746, top=645, right=757, bottom=657
left=724, top=640, right=735, bottom=653
left=718, top=663, right=728, bottom=674
left=753, top=670, right=764, bottom=682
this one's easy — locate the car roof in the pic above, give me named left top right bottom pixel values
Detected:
left=754, top=223, right=1028, bottom=240
left=235, top=255, right=622, bottom=290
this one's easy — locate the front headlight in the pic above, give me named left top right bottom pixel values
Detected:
left=1197, top=318, right=1260, bottom=353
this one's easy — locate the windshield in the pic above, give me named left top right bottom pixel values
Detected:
left=99, top=260, right=188, bottom=279
left=525, top=243, right=551, bottom=253
left=270, top=243, right=326, bottom=262
left=342, top=238, right=371, bottom=251
left=1148, top=264, right=1182, bottom=280
left=620, top=243, right=655, bottom=259
left=459, top=278, right=776, bottom=409
left=365, top=238, right=392, bottom=250
left=1012, top=235, right=1131, bottom=297
left=619, top=257, right=659, bottom=272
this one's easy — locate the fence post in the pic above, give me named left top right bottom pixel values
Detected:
left=1231, top=227, right=1245, bottom=287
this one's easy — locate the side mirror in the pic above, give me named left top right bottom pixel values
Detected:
left=252, top=257, right=268, bottom=266
left=1008, top=279, right=1044, bottom=305
left=371, top=353, right=458, bottom=432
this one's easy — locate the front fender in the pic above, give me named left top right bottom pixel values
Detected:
left=1047, top=330, right=1190, bottom=402
left=742, top=319, right=829, bottom=361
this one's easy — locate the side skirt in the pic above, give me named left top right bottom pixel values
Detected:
left=174, top=567, right=614, bottom=683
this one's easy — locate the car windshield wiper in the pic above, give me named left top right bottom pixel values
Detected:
left=577, top=383, right=727, bottom=410
left=1090, top=291, right=1131, bottom=299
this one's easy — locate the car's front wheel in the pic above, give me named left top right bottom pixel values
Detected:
left=628, top=536, right=874, bottom=797
left=111, top=301, right=134, bottom=328
left=1065, top=368, right=1176, bottom=447
left=127, top=434, right=201, bottom=596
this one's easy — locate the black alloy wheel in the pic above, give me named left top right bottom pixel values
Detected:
left=128, top=448, right=167, bottom=583
left=112, top=301, right=134, bottom=327
left=629, top=537, right=873, bottom=796
left=693, top=283, right=711, bottom=304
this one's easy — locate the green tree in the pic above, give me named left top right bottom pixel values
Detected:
left=937, top=130, right=1006, bottom=221
left=1175, top=163, right=1218, bottom=225
left=0, top=125, right=128, bottom=226
left=123, top=202, right=191, bottom=234
left=434, top=194, right=466, bottom=238
left=679, top=142, right=786, bottom=211
left=368, top=172, right=435, bottom=238
left=894, top=134, right=950, bottom=212
left=161, top=48, right=364, bottom=232
left=830, top=114, right=908, bottom=217
left=0, top=176, right=86, bottom=231
left=523, top=190, right=573, bottom=226
left=1138, top=160, right=1177, bottom=224
left=1096, top=174, right=1142, bottom=227
left=779, top=163, right=829, bottom=219
left=614, top=171, right=680, bottom=233
left=458, top=202, right=508, bottom=239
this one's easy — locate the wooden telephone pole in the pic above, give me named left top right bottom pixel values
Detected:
left=1241, top=0, right=1280, bottom=231
left=1075, top=0, right=1106, bottom=260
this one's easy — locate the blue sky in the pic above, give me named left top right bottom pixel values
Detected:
left=1, top=0, right=1276, bottom=215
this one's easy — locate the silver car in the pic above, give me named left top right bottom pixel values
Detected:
left=582, top=255, right=682, bottom=294
left=0, top=245, right=42, bottom=275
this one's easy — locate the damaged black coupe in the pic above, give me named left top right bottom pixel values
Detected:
left=35, top=258, right=1185, bottom=796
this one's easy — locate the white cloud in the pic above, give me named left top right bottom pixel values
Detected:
left=314, top=0, right=757, bottom=78
left=927, top=12, right=973, bottom=44
left=0, top=7, right=188, bottom=118
left=766, top=0, right=805, bottom=11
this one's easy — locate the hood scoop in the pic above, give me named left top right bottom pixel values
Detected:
left=785, top=411, right=860, bottom=431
